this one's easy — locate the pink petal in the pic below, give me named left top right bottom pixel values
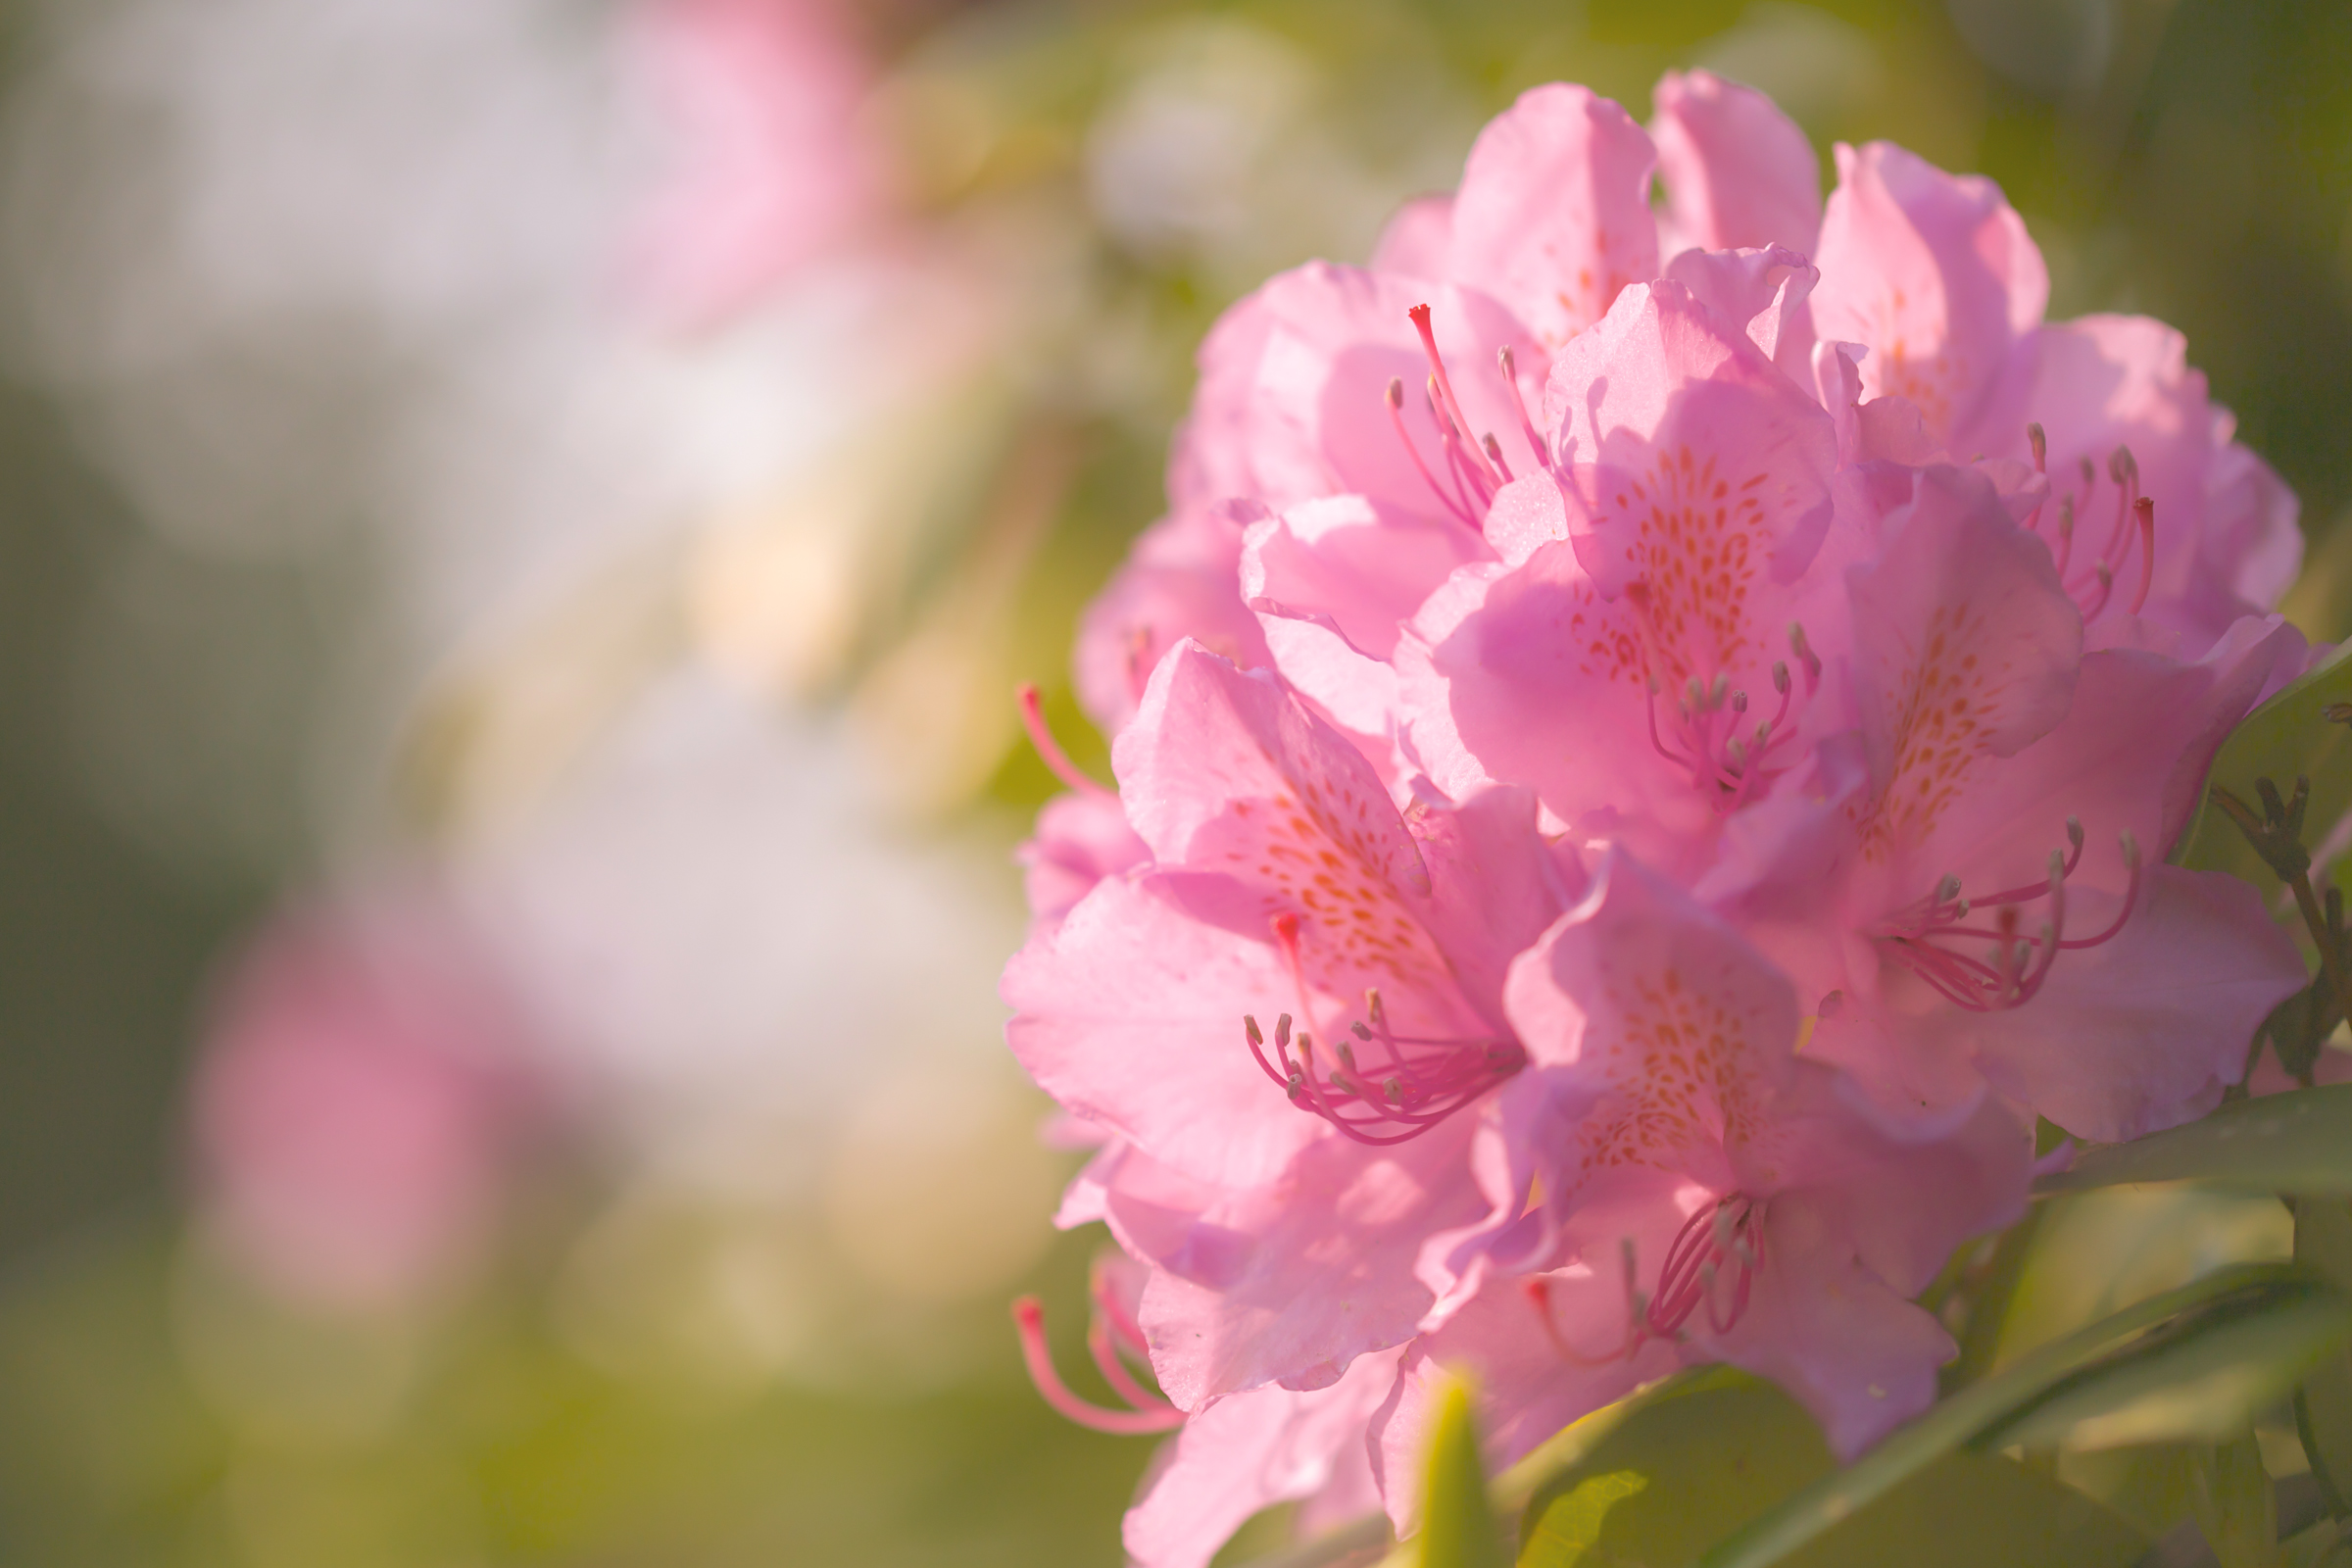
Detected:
left=1650, top=70, right=1824, bottom=256
left=1124, top=1348, right=1403, bottom=1568
left=1810, top=141, right=2046, bottom=451
left=1241, top=494, right=1494, bottom=737
left=1546, top=280, right=1840, bottom=601
left=1371, top=194, right=1455, bottom=277
left=1004, top=872, right=1318, bottom=1191
left=1659, top=244, right=1820, bottom=379
left=1843, top=465, right=2082, bottom=871
left=1503, top=851, right=1804, bottom=1194
left=1112, top=642, right=1428, bottom=897
left=1960, top=865, right=2307, bottom=1142
left=1019, top=790, right=1148, bottom=935
left=1075, top=504, right=1272, bottom=735
left=1446, top=84, right=1659, bottom=355
left=1130, top=1115, right=1490, bottom=1404
left=1182, top=267, right=1546, bottom=522
left=1712, top=1189, right=1959, bottom=1459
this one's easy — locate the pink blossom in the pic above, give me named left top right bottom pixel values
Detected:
left=189, top=903, right=532, bottom=1311
left=626, top=0, right=886, bottom=320
left=1807, top=140, right=2299, bottom=644
left=1008, top=71, right=2315, bottom=1565
left=1006, top=644, right=1574, bottom=1403
left=1651, top=70, right=1824, bottom=257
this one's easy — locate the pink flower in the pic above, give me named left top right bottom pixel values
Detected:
left=626, top=0, right=887, bottom=320
left=1807, top=141, right=2300, bottom=646
left=189, top=902, right=533, bottom=1312
left=1006, top=70, right=2315, bottom=1567
left=1004, top=643, right=1573, bottom=1404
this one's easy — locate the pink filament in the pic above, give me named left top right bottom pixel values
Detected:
left=1017, top=685, right=1112, bottom=798
left=1878, top=831, right=2140, bottom=1011
left=1012, top=1297, right=1184, bottom=1435
left=1526, top=1198, right=1763, bottom=1369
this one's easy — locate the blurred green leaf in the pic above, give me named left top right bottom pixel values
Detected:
left=1422, top=1379, right=1507, bottom=1568
left=2036, top=1086, right=2352, bottom=1197
left=1698, top=1264, right=2316, bottom=1568
left=2296, top=1198, right=2352, bottom=1519
left=1987, top=1276, right=2352, bottom=1450
left=1514, top=1375, right=2142, bottom=1567
left=2175, top=645, right=2352, bottom=885
left=2192, top=1430, right=2280, bottom=1568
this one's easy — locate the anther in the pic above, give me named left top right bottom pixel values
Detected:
left=1244, top=1015, right=1263, bottom=1048
left=1936, top=873, right=1962, bottom=906
left=1772, top=662, right=1790, bottom=696
left=1818, top=989, right=1844, bottom=1019
left=1275, top=1014, right=1292, bottom=1050
left=1708, top=672, right=1731, bottom=709
left=2131, top=497, right=2155, bottom=615
left=2108, top=445, right=2138, bottom=487
left=1385, top=377, right=1403, bottom=411
left=1731, top=690, right=1749, bottom=715
left=1351, top=1020, right=1373, bottom=1041
left=1498, top=345, right=1548, bottom=466
left=2027, top=422, right=2046, bottom=472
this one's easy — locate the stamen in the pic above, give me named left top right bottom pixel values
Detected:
left=1018, top=685, right=1113, bottom=798
left=1482, top=432, right=1515, bottom=484
left=1408, top=304, right=1502, bottom=490
left=1385, top=376, right=1477, bottom=529
left=1011, top=1297, right=1184, bottom=1435
left=1877, top=828, right=2141, bottom=1009
left=2054, top=496, right=2076, bottom=578
left=1248, top=915, right=1523, bottom=1145
left=1498, top=346, right=1548, bottom=468
left=2130, top=497, right=2155, bottom=615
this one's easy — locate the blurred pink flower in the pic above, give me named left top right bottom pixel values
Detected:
left=627, top=0, right=886, bottom=320
left=189, top=903, right=533, bottom=1312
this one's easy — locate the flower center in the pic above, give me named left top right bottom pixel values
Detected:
left=1526, top=1195, right=1765, bottom=1363
left=1242, top=911, right=1524, bottom=1146
left=1871, top=817, right=2141, bottom=1011
left=1636, top=603, right=1823, bottom=813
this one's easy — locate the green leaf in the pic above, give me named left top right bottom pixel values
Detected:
left=1422, top=1378, right=1507, bottom=1568
left=2295, top=1197, right=2352, bottom=1519
left=2036, top=1085, right=2352, bottom=1197
left=1515, top=1376, right=1829, bottom=1567
left=2174, top=643, right=2352, bottom=885
left=1514, top=1375, right=2143, bottom=1567
left=1986, top=1276, right=2352, bottom=1450
left=1697, top=1264, right=2319, bottom=1568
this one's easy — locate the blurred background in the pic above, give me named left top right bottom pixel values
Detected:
left=0, top=0, right=2347, bottom=1563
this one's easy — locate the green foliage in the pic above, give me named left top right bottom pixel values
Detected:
left=1421, top=1379, right=1507, bottom=1568
left=1698, top=1266, right=2329, bottom=1568
left=1514, top=1375, right=2144, bottom=1568
left=2297, top=1199, right=2352, bottom=1521
left=2037, top=1086, right=2352, bottom=1196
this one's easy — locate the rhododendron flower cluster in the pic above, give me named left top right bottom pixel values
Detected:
left=1006, top=71, right=2313, bottom=1568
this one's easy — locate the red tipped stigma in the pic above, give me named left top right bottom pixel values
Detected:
left=1384, top=304, right=1545, bottom=532
left=1012, top=1292, right=1183, bottom=1435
